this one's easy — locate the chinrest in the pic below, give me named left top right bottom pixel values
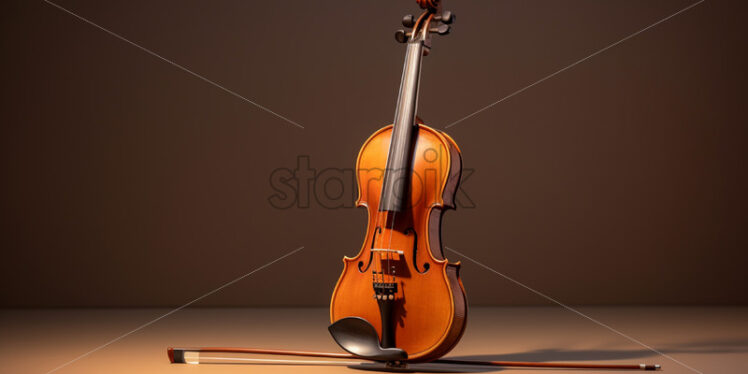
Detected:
left=328, top=317, right=408, bottom=362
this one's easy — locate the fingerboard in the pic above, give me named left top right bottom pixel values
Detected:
left=379, top=40, right=424, bottom=213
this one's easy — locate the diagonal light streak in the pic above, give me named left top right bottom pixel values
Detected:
left=444, top=0, right=705, bottom=130
left=43, top=245, right=305, bottom=374
left=43, top=0, right=305, bottom=130
left=445, top=245, right=705, bottom=374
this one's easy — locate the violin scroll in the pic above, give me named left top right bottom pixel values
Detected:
left=395, top=1, right=454, bottom=44
left=416, top=0, right=439, bottom=10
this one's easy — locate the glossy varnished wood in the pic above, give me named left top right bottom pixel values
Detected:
left=330, top=123, right=466, bottom=362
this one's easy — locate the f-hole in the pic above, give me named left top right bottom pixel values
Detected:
left=358, top=227, right=382, bottom=272
left=407, top=228, right=430, bottom=274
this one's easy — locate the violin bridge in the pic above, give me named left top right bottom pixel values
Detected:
left=371, top=248, right=403, bottom=261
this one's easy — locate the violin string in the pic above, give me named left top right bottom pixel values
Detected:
left=378, top=211, right=385, bottom=286
left=374, top=189, right=388, bottom=289
left=386, top=210, right=396, bottom=286
left=374, top=210, right=382, bottom=290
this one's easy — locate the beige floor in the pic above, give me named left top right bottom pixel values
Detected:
left=1, top=307, right=746, bottom=374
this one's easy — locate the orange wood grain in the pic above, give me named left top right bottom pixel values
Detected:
left=329, top=123, right=466, bottom=362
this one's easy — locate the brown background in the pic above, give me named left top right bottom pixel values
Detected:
left=1, top=0, right=746, bottom=307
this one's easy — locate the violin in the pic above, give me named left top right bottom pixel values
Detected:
left=329, top=0, right=466, bottom=362
left=166, top=2, right=662, bottom=370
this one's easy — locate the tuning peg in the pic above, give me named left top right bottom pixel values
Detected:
left=429, top=24, right=450, bottom=36
left=435, top=11, right=454, bottom=24
left=394, top=29, right=409, bottom=43
left=402, top=14, right=415, bottom=28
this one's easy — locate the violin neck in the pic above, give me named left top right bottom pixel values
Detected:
left=379, top=40, right=425, bottom=213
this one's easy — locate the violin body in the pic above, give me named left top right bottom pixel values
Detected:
left=330, top=122, right=466, bottom=362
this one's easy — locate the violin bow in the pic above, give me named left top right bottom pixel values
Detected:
left=167, top=347, right=661, bottom=371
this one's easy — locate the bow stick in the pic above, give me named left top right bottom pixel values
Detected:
left=167, top=347, right=661, bottom=371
